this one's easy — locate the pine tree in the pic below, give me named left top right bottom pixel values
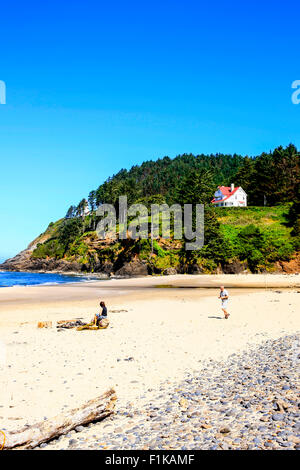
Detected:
left=65, top=205, right=76, bottom=219
left=88, top=190, right=97, bottom=212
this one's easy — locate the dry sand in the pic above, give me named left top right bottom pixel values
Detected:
left=0, top=273, right=299, bottom=435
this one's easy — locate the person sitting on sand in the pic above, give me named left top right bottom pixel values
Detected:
left=219, top=286, right=230, bottom=319
left=93, top=301, right=108, bottom=326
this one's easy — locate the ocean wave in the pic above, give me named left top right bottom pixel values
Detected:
left=0, top=272, right=97, bottom=288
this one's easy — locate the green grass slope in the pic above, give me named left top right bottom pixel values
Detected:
left=216, top=205, right=295, bottom=271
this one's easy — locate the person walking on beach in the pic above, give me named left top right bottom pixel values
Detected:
left=93, top=301, right=108, bottom=326
left=219, top=286, right=230, bottom=319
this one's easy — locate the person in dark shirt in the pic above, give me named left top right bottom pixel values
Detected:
left=93, top=301, right=108, bottom=326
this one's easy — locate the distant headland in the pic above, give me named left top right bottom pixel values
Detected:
left=1, top=145, right=299, bottom=276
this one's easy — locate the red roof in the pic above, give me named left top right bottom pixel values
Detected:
left=211, top=186, right=240, bottom=204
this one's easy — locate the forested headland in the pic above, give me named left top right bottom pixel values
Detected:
left=2, top=144, right=299, bottom=275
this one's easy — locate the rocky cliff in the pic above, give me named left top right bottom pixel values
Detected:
left=1, top=205, right=299, bottom=276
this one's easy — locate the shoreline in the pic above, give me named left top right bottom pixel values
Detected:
left=0, top=273, right=299, bottom=315
left=0, top=269, right=107, bottom=278
left=1, top=268, right=300, bottom=280
left=1, top=267, right=300, bottom=276
left=0, top=271, right=299, bottom=285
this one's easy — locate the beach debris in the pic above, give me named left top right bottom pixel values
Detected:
left=57, top=319, right=79, bottom=325
left=37, top=322, right=52, bottom=329
left=3, top=388, right=116, bottom=450
left=76, top=319, right=110, bottom=331
left=55, top=318, right=110, bottom=330
left=56, top=320, right=85, bottom=329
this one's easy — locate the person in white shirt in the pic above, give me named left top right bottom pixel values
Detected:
left=219, top=286, right=230, bottom=319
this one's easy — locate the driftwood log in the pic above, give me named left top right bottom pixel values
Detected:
left=77, top=320, right=109, bottom=331
left=56, top=319, right=79, bottom=325
left=57, top=320, right=85, bottom=329
left=4, top=388, right=116, bottom=450
left=37, top=321, right=52, bottom=329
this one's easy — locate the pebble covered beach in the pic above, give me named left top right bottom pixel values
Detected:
left=40, top=334, right=300, bottom=451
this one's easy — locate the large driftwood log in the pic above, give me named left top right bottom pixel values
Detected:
left=4, top=388, right=116, bottom=450
left=77, top=321, right=109, bottom=331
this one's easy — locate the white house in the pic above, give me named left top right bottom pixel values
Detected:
left=211, top=184, right=247, bottom=207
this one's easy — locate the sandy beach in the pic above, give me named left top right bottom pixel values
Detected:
left=0, top=273, right=299, bottom=449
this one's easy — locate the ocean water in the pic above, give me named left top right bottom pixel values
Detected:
left=0, top=271, right=93, bottom=288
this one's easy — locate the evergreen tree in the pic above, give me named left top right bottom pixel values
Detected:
left=174, top=169, right=215, bottom=205
left=65, top=205, right=76, bottom=219
left=76, top=199, right=89, bottom=217
left=88, top=190, right=97, bottom=212
left=287, top=182, right=300, bottom=248
left=234, top=157, right=256, bottom=204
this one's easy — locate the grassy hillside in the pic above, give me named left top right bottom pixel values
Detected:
left=216, top=205, right=295, bottom=271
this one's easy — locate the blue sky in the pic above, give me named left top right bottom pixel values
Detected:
left=0, top=0, right=299, bottom=260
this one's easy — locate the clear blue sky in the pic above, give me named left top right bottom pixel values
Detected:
left=0, top=0, right=299, bottom=260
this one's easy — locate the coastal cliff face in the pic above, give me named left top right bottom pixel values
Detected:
left=0, top=225, right=151, bottom=276
left=2, top=248, right=299, bottom=276
left=0, top=252, right=87, bottom=274
left=0, top=212, right=300, bottom=277
left=1, top=205, right=299, bottom=276
left=0, top=252, right=150, bottom=276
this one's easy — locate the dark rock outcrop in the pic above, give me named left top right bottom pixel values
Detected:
left=0, top=255, right=84, bottom=273
left=93, top=262, right=114, bottom=275
left=114, top=260, right=148, bottom=277
left=222, top=260, right=248, bottom=274
left=162, top=267, right=178, bottom=275
left=0, top=249, right=35, bottom=272
left=188, top=264, right=205, bottom=274
left=147, top=265, right=162, bottom=275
